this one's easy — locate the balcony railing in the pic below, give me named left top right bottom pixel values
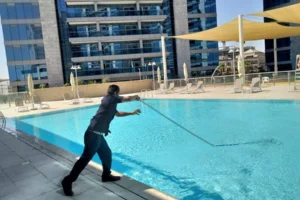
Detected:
left=76, top=66, right=160, bottom=76
left=67, top=10, right=164, bottom=18
left=165, top=70, right=298, bottom=87
left=69, top=29, right=165, bottom=38
left=72, top=47, right=161, bottom=57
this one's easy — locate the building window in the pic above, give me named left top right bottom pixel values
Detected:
left=190, top=52, right=219, bottom=68
left=190, top=40, right=218, bottom=50
left=187, top=0, right=216, bottom=14
left=103, top=59, right=141, bottom=69
left=5, top=44, right=45, bottom=62
left=265, top=38, right=290, bottom=49
left=144, top=57, right=163, bottom=67
left=277, top=50, right=291, bottom=62
left=0, top=3, right=40, bottom=19
left=8, top=64, right=48, bottom=82
left=264, top=0, right=291, bottom=9
left=141, top=22, right=164, bottom=34
left=143, top=40, right=161, bottom=53
left=3, top=24, right=43, bottom=41
left=188, top=17, right=217, bottom=33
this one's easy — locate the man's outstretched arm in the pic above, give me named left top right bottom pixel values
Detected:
left=121, top=95, right=140, bottom=102
left=115, top=109, right=141, bottom=117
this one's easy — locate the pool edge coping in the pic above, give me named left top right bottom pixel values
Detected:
left=2, top=126, right=178, bottom=200
left=7, top=97, right=300, bottom=120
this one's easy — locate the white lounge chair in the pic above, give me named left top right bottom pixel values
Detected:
left=165, top=82, right=176, bottom=93
left=261, top=77, right=270, bottom=87
left=244, top=77, right=262, bottom=93
left=234, top=79, right=243, bottom=93
left=156, top=83, right=175, bottom=94
left=63, top=92, right=79, bottom=104
left=180, top=83, right=192, bottom=94
left=14, top=98, right=29, bottom=112
left=33, top=96, right=50, bottom=109
left=188, top=81, right=205, bottom=93
left=156, top=84, right=166, bottom=94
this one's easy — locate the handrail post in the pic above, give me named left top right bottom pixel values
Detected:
left=288, top=72, right=290, bottom=85
left=273, top=73, right=275, bottom=86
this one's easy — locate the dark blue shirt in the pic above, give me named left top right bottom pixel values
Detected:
left=88, top=95, right=123, bottom=134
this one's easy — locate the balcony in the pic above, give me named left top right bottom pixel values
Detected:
left=76, top=66, right=160, bottom=76
left=69, top=29, right=165, bottom=38
left=67, top=10, right=164, bottom=18
left=72, top=47, right=161, bottom=58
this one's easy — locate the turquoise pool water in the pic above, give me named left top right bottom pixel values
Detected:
left=7, top=99, right=300, bottom=200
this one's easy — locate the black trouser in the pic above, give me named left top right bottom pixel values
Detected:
left=66, top=129, right=112, bottom=182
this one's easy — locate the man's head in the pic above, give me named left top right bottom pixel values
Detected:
left=107, top=85, right=120, bottom=96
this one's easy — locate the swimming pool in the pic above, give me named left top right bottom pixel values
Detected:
left=7, top=99, right=300, bottom=199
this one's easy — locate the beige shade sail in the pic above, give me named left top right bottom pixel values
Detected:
left=251, top=3, right=300, bottom=24
left=171, top=18, right=300, bottom=42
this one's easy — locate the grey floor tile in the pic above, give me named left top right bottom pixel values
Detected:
left=14, top=174, right=58, bottom=199
left=0, top=175, right=13, bottom=188
left=0, top=168, right=5, bottom=177
left=3, top=138, right=34, bottom=153
left=0, top=153, right=25, bottom=169
left=3, top=163, right=40, bottom=182
left=0, top=184, right=19, bottom=198
left=72, top=176, right=99, bottom=196
left=30, top=189, right=73, bottom=200
left=36, top=161, right=70, bottom=180
left=0, top=132, right=14, bottom=142
left=0, top=191, right=27, bottom=200
left=0, top=144, right=13, bottom=156
left=16, top=148, right=41, bottom=158
left=73, top=187, right=123, bottom=200
left=26, top=153, right=56, bottom=168
left=102, top=182, right=144, bottom=200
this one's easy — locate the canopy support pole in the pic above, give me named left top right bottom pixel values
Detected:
left=161, top=36, right=168, bottom=89
left=274, top=39, right=278, bottom=75
left=233, top=47, right=236, bottom=81
left=238, top=15, right=245, bottom=83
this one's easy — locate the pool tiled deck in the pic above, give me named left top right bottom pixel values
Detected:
left=0, top=129, right=176, bottom=200
left=0, top=84, right=300, bottom=199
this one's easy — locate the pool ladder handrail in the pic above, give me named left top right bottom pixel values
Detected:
left=140, top=89, right=153, bottom=99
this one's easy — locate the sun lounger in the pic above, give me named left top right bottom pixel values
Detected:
left=33, top=96, right=50, bottom=109
left=14, top=98, right=29, bottom=112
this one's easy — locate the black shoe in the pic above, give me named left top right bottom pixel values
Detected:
left=102, top=174, right=121, bottom=182
left=61, top=177, right=74, bottom=196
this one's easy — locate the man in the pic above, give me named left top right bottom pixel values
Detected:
left=61, top=85, right=141, bottom=196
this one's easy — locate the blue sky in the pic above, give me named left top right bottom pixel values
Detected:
left=0, top=0, right=265, bottom=79
left=216, top=0, right=265, bottom=51
left=0, top=17, right=8, bottom=79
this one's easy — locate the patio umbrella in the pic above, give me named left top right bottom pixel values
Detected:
left=183, top=63, right=188, bottom=84
left=27, top=74, right=34, bottom=109
left=157, top=67, right=162, bottom=84
left=27, top=74, right=34, bottom=97
left=70, top=72, right=76, bottom=98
